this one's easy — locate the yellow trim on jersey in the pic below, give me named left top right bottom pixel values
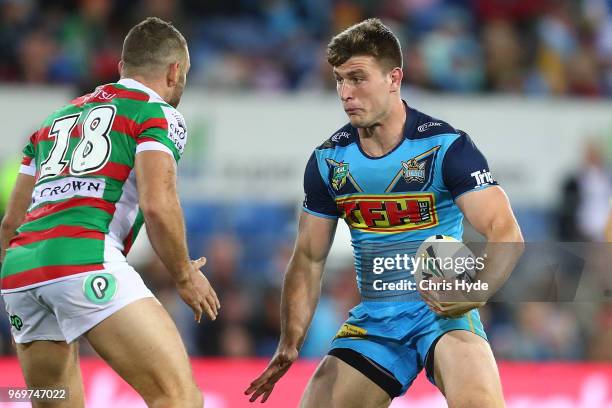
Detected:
left=466, top=311, right=475, bottom=333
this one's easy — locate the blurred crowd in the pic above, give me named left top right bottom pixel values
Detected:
left=2, top=0, right=612, bottom=96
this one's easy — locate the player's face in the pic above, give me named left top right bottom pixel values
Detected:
left=168, top=47, right=190, bottom=108
left=333, top=55, right=395, bottom=128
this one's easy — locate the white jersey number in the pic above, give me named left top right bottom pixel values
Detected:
left=39, top=105, right=116, bottom=180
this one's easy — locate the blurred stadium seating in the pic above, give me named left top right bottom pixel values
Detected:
left=2, top=0, right=612, bottom=96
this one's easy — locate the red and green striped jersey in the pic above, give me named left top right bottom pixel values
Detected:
left=1, top=78, right=187, bottom=292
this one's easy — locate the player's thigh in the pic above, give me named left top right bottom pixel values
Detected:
left=16, top=341, right=85, bottom=408
left=433, top=330, right=504, bottom=408
left=84, top=297, right=200, bottom=403
left=300, top=355, right=391, bottom=408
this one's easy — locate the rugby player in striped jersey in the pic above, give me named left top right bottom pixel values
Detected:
left=0, top=17, right=218, bottom=408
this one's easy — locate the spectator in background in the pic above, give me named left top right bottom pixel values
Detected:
left=17, top=29, right=57, bottom=83
left=483, top=20, right=525, bottom=93
left=557, top=139, right=612, bottom=241
left=576, top=141, right=612, bottom=241
left=0, top=0, right=37, bottom=81
left=490, top=303, right=583, bottom=360
left=59, top=0, right=122, bottom=90
left=585, top=0, right=612, bottom=94
left=140, top=0, right=181, bottom=23
left=533, top=1, right=578, bottom=95
left=193, top=234, right=256, bottom=355
left=420, top=7, right=484, bottom=92
left=588, top=304, right=612, bottom=360
left=250, top=286, right=281, bottom=356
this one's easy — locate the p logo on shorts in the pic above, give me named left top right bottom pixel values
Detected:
left=84, top=273, right=117, bottom=304
left=9, top=314, right=23, bottom=331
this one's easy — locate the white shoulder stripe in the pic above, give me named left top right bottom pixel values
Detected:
left=19, top=164, right=36, bottom=176
left=136, top=141, right=174, bottom=158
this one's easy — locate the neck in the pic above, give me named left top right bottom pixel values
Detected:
left=121, top=74, right=168, bottom=102
left=358, top=97, right=406, bottom=157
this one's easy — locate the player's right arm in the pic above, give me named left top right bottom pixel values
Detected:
left=1, top=133, right=37, bottom=262
left=134, top=108, right=219, bottom=322
left=246, top=212, right=337, bottom=403
left=0, top=174, right=35, bottom=262
left=280, top=212, right=337, bottom=352
left=246, top=151, right=339, bottom=403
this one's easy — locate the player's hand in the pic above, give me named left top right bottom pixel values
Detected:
left=175, top=257, right=220, bottom=322
left=245, top=345, right=299, bottom=403
left=418, top=278, right=485, bottom=318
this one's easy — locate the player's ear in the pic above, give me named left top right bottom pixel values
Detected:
left=166, top=61, right=181, bottom=87
left=118, top=60, right=124, bottom=76
left=389, top=67, right=403, bottom=93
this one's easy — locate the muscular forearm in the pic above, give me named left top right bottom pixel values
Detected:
left=141, top=197, right=191, bottom=284
left=476, top=222, right=524, bottom=300
left=279, top=255, right=325, bottom=351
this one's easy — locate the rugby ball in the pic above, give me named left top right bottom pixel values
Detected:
left=413, top=235, right=478, bottom=284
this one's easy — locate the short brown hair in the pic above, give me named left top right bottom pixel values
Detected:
left=327, top=18, right=402, bottom=71
left=121, top=17, right=187, bottom=75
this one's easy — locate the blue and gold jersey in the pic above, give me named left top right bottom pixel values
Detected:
left=303, top=102, right=497, bottom=299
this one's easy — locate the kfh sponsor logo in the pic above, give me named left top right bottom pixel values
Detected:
left=336, top=194, right=438, bottom=232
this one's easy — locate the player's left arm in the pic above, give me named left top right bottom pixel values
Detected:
left=424, top=186, right=524, bottom=317
left=457, top=185, right=524, bottom=290
left=423, top=132, right=524, bottom=317
left=0, top=174, right=35, bottom=262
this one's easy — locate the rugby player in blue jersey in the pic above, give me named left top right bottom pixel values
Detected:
left=246, top=18, right=524, bottom=407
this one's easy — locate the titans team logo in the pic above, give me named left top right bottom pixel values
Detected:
left=402, top=159, right=426, bottom=183
left=386, top=145, right=440, bottom=192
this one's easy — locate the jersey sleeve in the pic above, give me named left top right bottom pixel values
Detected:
left=19, top=131, right=37, bottom=176
left=442, top=131, right=498, bottom=200
left=136, top=105, right=187, bottom=163
left=302, top=152, right=339, bottom=218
